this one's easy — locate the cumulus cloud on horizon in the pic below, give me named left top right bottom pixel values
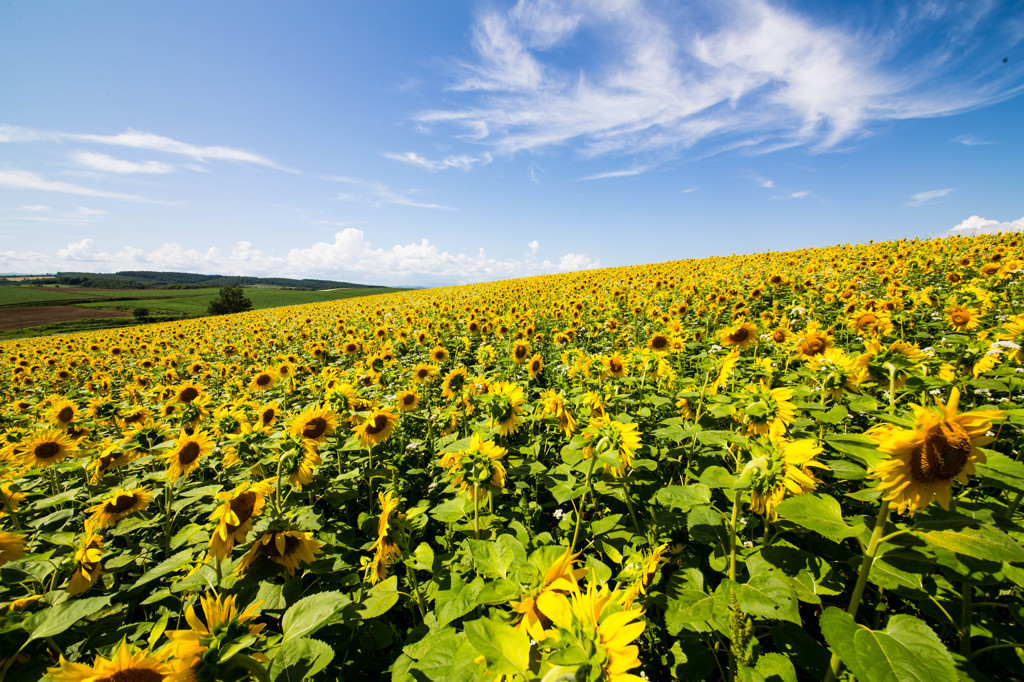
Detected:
left=0, top=230, right=600, bottom=286
left=942, top=215, right=1024, bottom=237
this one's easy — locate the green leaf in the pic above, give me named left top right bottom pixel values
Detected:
left=464, top=618, right=530, bottom=678
left=820, top=608, right=957, bottom=682
left=816, top=404, right=849, bottom=425
left=435, top=575, right=485, bottom=627
left=654, top=484, right=712, bottom=511
left=26, top=596, right=111, bottom=640
left=431, top=497, right=471, bottom=523
left=281, top=590, right=351, bottom=643
left=131, top=549, right=194, bottom=590
left=359, top=575, right=400, bottom=619
left=270, top=637, right=335, bottom=681
left=825, top=433, right=885, bottom=470
left=665, top=589, right=714, bottom=635
left=773, top=493, right=860, bottom=539
left=737, top=574, right=801, bottom=624
left=754, top=653, right=797, bottom=682
left=468, top=538, right=515, bottom=579
left=918, top=526, right=1024, bottom=563
left=413, top=542, right=435, bottom=572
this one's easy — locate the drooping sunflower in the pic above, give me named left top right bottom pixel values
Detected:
left=581, top=417, right=642, bottom=477
left=164, top=592, right=264, bottom=680
left=45, top=640, right=175, bottom=682
left=366, top=490, right=406, bottom=584
left=535, top=581, right=646, bottom=681
left=441, top=367, right=469, bottom=399
left=538, top=389, right=577, bottom=436
left=868, top=387, right=1004, bottom=515
left=622, top=543, right=669, bottom=607
left=163, top=429, right=215, bottom=482
left=66, top=528, right=103, bottom=596
left=353, top=407, right=399, bottom=446
left=395, top=389, right=420, bottom=413
left=0, top=531, right=27, bottom=567
left=439, top=433, right=508, bottom=500
left=278, top=436, right=322, bottom=490
left=510, top=547, right=587, bottom=641
left=527, top=353, right=544, bottom=379
left=484, top=381, right=526, bottom=437
left=720, top=321, right=758, bottom=350
left=747, top=438, right=829, bottom=520
left=288, top=404, right=337, bottom=443
left=23, top=428, right=78, bottom=469
left=235, top=530, right=324, bottom=576
left=86, top=395, right=119, bottom=423
left=0, top=483, right=26, bottom=518
left=87, top=488, right=153, bottom=528
left=736, top=383, right=796, bottom=438
left=208, top=480, right=273, bottom=559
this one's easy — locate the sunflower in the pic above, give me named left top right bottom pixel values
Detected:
left=235, top=530, right=324, bottom=576
left=622, top=543, right=669, bottom=607
left=847, top=309, right=893, bottom=337
left=0, top=483, right=25, bottom=517
left=946, top=304, right=980, bottom=331
left=395, top=389, right=420, bottom=413
left=279, top=436, right=322, bottom=490
left=117, top=405, right=152, bottom=428
left=173, top=382, right=205, bottom=404
left=45, top=396, right=78, bottom=427
left=249, top=368, right=277, bottom=392
left=366, top=490, right=406, bottom=584
left=353, top=407, right=399, bottom=446
left=736, top=382, right=796, bottom=438
left=539, top=389, right=577, bottom=436
left=0, top=532, right=27, bottom=567
left=795, top=326, right=833, bottom=358
left=164, top=592, right=264, bottom=680
left=484, top=381, right=526, bottom=437
left=535, top=581, right=646, bottom=681
left=66, top=528, right=103, bottom=596
left=747, top=438, right=829, bottom=520
left=603, top=355, right=628, bottom=379
left=208, top=480, right=273, bottom=559
left=87, top=488, right=153, bottom=528
left=527, top=353, right=544, bottom=379
left=868, top=388, right=1004, bottom=515
left=441, top=367, right=468, bottom=399
left=288, top=404, right=337, bottom=443
left=439, top=433, right=508, bottom=500
left=429, top=345, right=449, bottom=363
left=510, top=547, right=587, bottom=641
left=45, top=640, right=175, bottom=682
left=581, top=418, right=641, bottom=477
left=511, top=341, right=531, bottom=364
left=163, top=429, right=215, bottom=481
left=23, top=428, right=77, bottom=469
left=87, top=395, right=119, bottom=422
left=720, top=321, right=758, bottom=350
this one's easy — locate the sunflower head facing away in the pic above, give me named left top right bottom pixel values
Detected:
left=236, top=529, right=324, bottom=576
left=869, top=387, right=1004, bottom=515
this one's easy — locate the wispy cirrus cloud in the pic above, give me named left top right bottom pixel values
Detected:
left=577, top=166, right=650, bottom=181
left=1, top=205, right=108, bottom=227
left=383, top=151, right=492, bottom=171
left=416, top=0, right=1024, bottom=161
left=324, top=176, right=454, bottom=210
left=0, top=168, right=150, bottom=201
left=907, top=188, right=953, bottom=206
left=74, top=151, right=175, bottom=174
left=953, top=134, right=993, bottom=146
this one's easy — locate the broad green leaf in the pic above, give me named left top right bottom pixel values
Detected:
left=869, top=559, right=924, bottom=592
left=464, top=618, right=530, bottom=678
left=816, top=404, right=848, bottom=425
left=413, top=542, right=435, bottom=572
left=26, top=596, right=111, bottom=640
left=654, top=484, right=711, bottom=511
left=281, top=590, right=351, bottom=643
left=400, top=628, right=479, bottom=682
left=469, top=538, right=515, bottom=579
left=773, top=493, right=860, bottom=539
left=755, top=652, right=798, bottom=682
left=825, top=434, right=885, bottom=469
left=431, top=497, right=471, bottom=523
left=435, top=575, right=485, bottom=627
left=665, top=589, right=714, bottom=635
left=737, top=573, right=801, bottom=624
left=270, top=637, right=335, bottom=680
left=359, top=575, right=399, bottom=619
left=919, top=526, right=1024, bottom=563
left=131, top=548, right=194, bottom=590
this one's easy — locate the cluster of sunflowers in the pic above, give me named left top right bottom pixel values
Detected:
left=1, top=232, right=1024, bottom=680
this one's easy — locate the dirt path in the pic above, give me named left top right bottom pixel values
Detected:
left=0, top=305, right=130, bottom=331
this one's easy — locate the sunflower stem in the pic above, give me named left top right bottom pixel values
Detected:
left=969, top=642, right=1024, bottom=660
left=960, top=581, right=973, bottom=657
left=0, top=487, right=22, bottom=532
left=0, top=638, right=29, bottom=682
left=619, top=477, right=643, bottom=536
left=224, top=653, right=271, bottom=682
left=406, top=562, right=427, bottom=621
left=1004, top=490, right=1024, bottom=520
left=473, top=485, right=480, bottom=539
left=728, top=489, right=743, bottom=582
left=824, top=499, right=891, bottom=682
left=162, top=479, right=176, bottom=559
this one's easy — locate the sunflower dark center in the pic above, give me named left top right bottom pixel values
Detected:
left=515, top=346, right=527, bottom=359
left=729, top=328, right=750, bottom=344
left=57, top=407, right=74, bottom=423
left=259, top=534, right=301, bottom=558
left=35, top=442, right=62, bottom=460
left=609, top=360, right=623, bottom=373
left=104, top=494, right=139, bottom=514
left=772, top=330, right=787, bottom=343
left=951, top=312, right=970, bottom=326
left=859, top=314, right=877, bottom=327
left=178, top=442, right=201, bottom=465
left=230, top=492, right=257, bottom=527
left=912, top=421, right=972, bottom=483
left=805, top=336, right=826, bottom=354
left=651, top=335, right=668, bottom=350
left=256, top=374, right=272, bottom=386
left=366, top=415, right=389, bottom=435
left=96, top=668, right=165, bottom=682
left=261, top=409, right=276, bottom=426
left=302, top=417, right=328, bottom=439
left=99, top=451, right=126, bottom=469
left=417, top=369, right=429, bottom=379
left=179, top=387, right=199, bottom=403
left=402, top=394, right=416, bottom=406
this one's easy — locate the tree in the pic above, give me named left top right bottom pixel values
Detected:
left=207, top=286, right=253, bottom=315
left=132, top=307, right=151, bottom=322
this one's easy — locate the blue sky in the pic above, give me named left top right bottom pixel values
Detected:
left=1, top=0, right=1022, bottom=286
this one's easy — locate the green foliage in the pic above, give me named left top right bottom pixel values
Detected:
left=208, top=286, right=255, bottom=316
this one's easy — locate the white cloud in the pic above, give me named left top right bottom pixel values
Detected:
left=954, top=134, right=992, bottom=146
left=19, top=204, right=52, bottom=211
left=325, top=176, right=454, bottom=210
left=789, top=190, right=808, bottom=199
left=0, top=168, right=149, bottom=201
left=578, top=166, right=650, bottom=181
left=907, top=188, right=953, bottom=206
left=74, top=151, right=175, bottom=174
left=943, top=215, right=1024, bottom=237
left=528, top=239, right=539, bottom=254
left=0, top=230, right=599, bottom=285
left=383, top=151, right=492, bottom=171
left=417, top=1, right=1023, bottom=160
left=757, top=177, right=775, bottom=188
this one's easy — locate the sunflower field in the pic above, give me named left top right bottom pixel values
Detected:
left=3, top=234, right=1024, bottom=681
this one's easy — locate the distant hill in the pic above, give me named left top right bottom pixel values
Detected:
left=47, top=271, right=376, bottom=290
